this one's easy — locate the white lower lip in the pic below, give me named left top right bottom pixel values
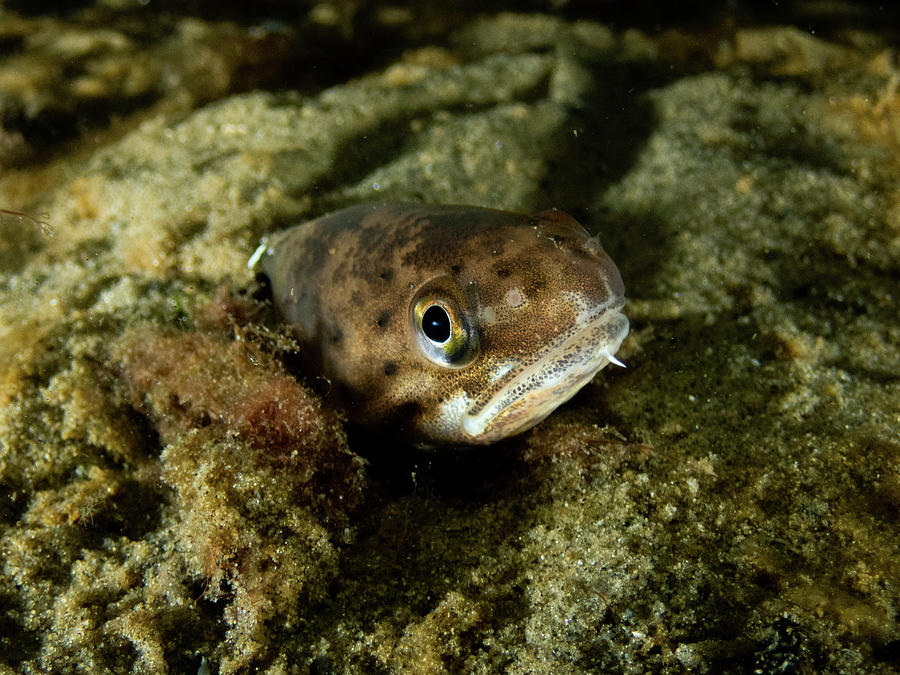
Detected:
left=462, top=309, right=629, bottom=441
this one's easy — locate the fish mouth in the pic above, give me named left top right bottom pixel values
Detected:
left=461, top=305, right=629, bottom=443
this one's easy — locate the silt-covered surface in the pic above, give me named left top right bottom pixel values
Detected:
left=0, top=4, right=898, bottom=673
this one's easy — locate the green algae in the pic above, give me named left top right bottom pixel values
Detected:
left=1, top=6, right=898, bottom=674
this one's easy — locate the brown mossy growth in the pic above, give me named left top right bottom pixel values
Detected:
left=730, top=27, right=861, bottom=81
left=194, top=283, right=262, bottom=333
left=521, top=410, right=654, bottom=474
left=116, top=325, right=341, bottom=455
left=42, top=357, right=147, bottom=466
left=162, top=430, right=351, bottom=673
left=114, top=320, right=366, bottom=672
left=0, top=209, right=48, bottom=274
left=26, top=465, right=121, bottom=528
left=195, top=283, right=302, bottom=357
left=375, top=591, right=485, bottom=674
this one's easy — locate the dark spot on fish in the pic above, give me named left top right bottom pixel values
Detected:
left=496, top=268, right=510, bottom=279
left=384, top=361, right=397, bottom=376
left=379, top=270, right=393, bottom=282
left=376, top=310, right=391, bottom=328
left=330, top=329, right=343, bottom=344
left=451, top=263, right=462, bottom=275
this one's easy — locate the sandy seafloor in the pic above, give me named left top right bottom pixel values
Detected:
left=1, top=2, right=898, bottom=673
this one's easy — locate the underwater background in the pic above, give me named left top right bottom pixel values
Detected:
left=0, top=1, right=898, bottom=672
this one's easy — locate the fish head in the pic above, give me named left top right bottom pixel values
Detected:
left=259, top=203, right=628, bottom=447
left=405, top=208, right=629, bottom=444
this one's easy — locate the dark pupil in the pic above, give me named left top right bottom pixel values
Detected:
left=422, top=305, right=451, bottom=343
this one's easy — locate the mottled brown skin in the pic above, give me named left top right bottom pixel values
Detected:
left=259, top=203, right=627, bottom=446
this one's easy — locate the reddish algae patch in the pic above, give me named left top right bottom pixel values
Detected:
left=112, top=312, right=366, bottom=672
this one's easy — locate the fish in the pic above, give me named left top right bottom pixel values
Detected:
left=254, top=203, right=628, bottom=446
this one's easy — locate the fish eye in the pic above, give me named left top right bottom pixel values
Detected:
left=422, top=305, right=451, bottom=343
left=410, top=279, right=479, bottom=369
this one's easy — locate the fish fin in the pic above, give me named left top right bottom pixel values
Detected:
left=247, top=237, right=269, bottom=270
